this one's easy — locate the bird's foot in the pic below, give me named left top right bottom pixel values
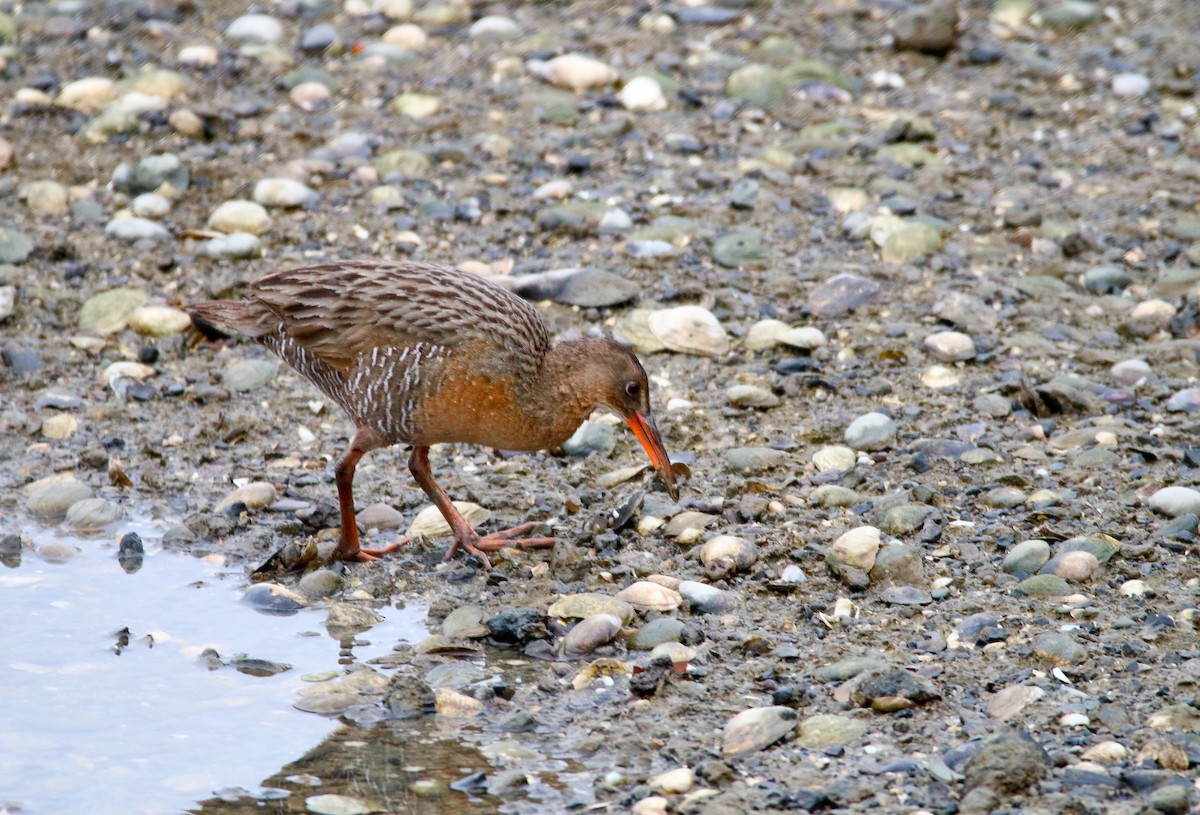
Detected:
left=444, top=522, right=555, bottom=569
left=335, top=539, right=406, bottom=563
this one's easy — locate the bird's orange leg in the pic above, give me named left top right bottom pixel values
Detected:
left=407, top=446, right=554, bottom=568
left=333, top=434, right=404, bottom=563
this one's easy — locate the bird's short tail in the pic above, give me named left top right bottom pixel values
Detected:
left=187, top=300, right=277, bottom=343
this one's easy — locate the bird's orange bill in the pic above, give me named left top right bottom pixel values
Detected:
left=626, top=411, right=678, bottom=501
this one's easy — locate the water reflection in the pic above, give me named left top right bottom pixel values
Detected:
left=0, top=519, right=426, bottom=815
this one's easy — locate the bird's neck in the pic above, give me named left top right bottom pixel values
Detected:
left=519, top=338, right=611, bottom=448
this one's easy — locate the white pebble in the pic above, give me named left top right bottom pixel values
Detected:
left=924, top=330, right=976, bottom=362
left=1111, top=72, right=1151, bottom=98
left=619, top=76, right=667, bottom=112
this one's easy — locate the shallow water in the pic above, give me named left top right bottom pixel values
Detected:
left=0, top=518, right=427, bottom=815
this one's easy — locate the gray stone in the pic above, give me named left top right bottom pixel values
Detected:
left=845, top=412, right=896, bottom=451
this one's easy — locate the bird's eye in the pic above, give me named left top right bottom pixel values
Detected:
left=625, top=381, right=640, bottom=397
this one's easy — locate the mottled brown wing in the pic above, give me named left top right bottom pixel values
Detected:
left=249, top=261, right=551, bottom=373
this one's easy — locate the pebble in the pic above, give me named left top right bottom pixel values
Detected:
left=712, top=229, right=773, bottom=268
left=870, top=542, right=926, bottom=586
left=1148, top=486, right=1200, bottom=517
left=469, top=15, right=521, bottom=41
left=962, top=730, right=1048, bottom=794
left=253, top=178, right=319, bottom=208
left=528, top=54, right=619, bottom=92
left=199, top=233, right=263, bottom=260
left=795, top=714, right=868, bottom=748
left=105, top=217, right=170, bottom=243
left=223, top=358, right=277, bottom=391
left=561, top=420, right=616, bottom=457
left=1033, top=632, right=1088, bottom=667
left=647, top=306, right=730, bottom=356
left=178, top=44, right=219, bottom=67
left=392, top=92, right=440, bottom=119
left=131, top=193, right=171, bottom=219
left=128, top=305, right=191, bottom=337
left=21, top=180, right=69, bottom=216
left=631, top=797, right=667, bottom=815
left=208, top=200, right=272, bottom=235
left=113, top=154, right=189, bottom=194
left=827, top=525, right=881, bottom=578
left=63, top=497, right=122, bottom=531
left=648, top=768, right=695, bottom=795
left=1166, top=387, right=1200, bottom=413
left=924, top=331, right=975, bottom=362
left=1109, top=359, right=1153, bottom=387
left=1016, top=574, right=1071, bottom=597
left=243, top=583, right=308, bottom=613
left=619, top=76, right=667, bottom=112
left=0, top=222, right=34, bottom=264
left=0, top=286, right=13, bottom=322
left=844, top=412, right=897, bottom=451
left=1043, top=550, right=1099, bottom=581
left=291, top=82, right=332, bottom=111
left=678, top=580, right=735, bottom=614
left=628, top=617, right=684, bottom=650
left=298, top=569, right=345, bottom=599
left=726, top=384, right=778, bottom=408
left=226, top=14, right=284, bottom=43
left=40, top=413, right=78, bottom=439
left=777, top=326, right=826, bottom=350
left=722, top=706, right=797, bottom=758
left=217, top=482, right=278, bottom=512
left=1111, top=73, right=1151, bottom=98
left=304, top=793, right=370, bottom=815
left=744, top=319, right=788, bottom=350
left=409, top=502, right=488, bottom=539
left=725, top=446, right=786, bottom=474
left=812, top=445, right=856, bottom=472
left=1003, top=539, right=1051, bottom=574
left=57, top=77, right=117, bottom=112
left=357, top=502, right=405, bottom=530
left=726, top=64, right=787, bottom=106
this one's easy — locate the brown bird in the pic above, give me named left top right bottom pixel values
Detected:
left=189, top=260, right=677, bottom=565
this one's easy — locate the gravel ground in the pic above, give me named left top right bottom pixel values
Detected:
left=4, top=0, right=1200, bottom=813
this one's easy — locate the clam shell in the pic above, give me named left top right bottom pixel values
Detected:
left=528, top=53, right=619, bottom=91
left=722, top=706, right=798, bottom=758
left=408, top=501, right=489, bottom=539
left=615, top=581, right=682, bottom=613
left=562, top=613, right=623, bottom=657
left=699, top=535, right=759, bottom=572
left=828, top=526, right=881, bottom=572
left=548, top=593, right=635, bottom=625
left=647, top=305, right=730, bottom=356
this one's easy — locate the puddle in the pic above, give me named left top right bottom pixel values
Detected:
left=0, top=518, right=427, bottom=815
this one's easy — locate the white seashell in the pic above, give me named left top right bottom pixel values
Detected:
left=921, top=364, right=960, bottom=389
left=829, top=526, right=881, bottom=571
left=562, top=613, right=622, bottom=657
left=128, top=305, right=192, bottom=337
left=615, top=581, right=681, bottom=612
left=812, top=445, right=856, bottom=472
left=407, top=502, right=489, bottom=539
left=699, top=535, right=758, bottom=571
left=923, top=330, right=976, bottom=362
left=528, top=53, right=619, bottom=92
left=619, top=76, right=667, bottom=112
left=777, top=326, right=827, bottom=350
left=647, top=306, right=730, bottom=356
